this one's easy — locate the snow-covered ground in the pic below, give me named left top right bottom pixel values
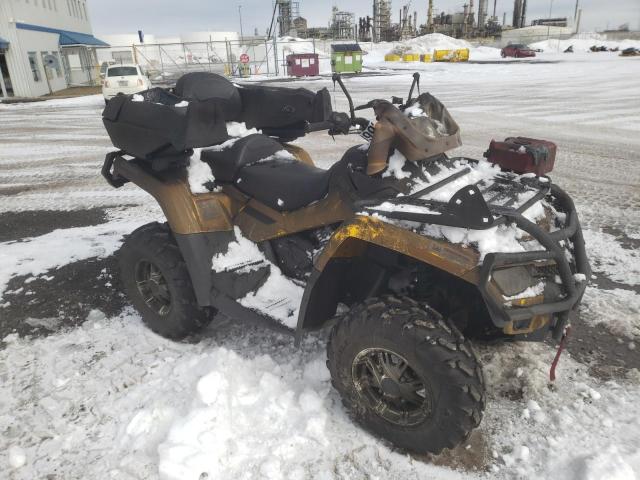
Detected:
left=1, top=51, right=640, bottom=479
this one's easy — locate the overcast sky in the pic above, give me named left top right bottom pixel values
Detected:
left=88, top=0, right=640, bottom=37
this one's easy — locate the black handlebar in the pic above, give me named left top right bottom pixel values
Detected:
left=306, top=120, right=335, bottom=133
left=332, top=74, right=356, bottom=124
left=307, top=111, right=352, bottom=135
left=407, top=72, right=420, bottom=105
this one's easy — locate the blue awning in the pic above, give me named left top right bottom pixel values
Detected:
left=0, top=37, right=9, bottom=49
left=16, top=23, right=109, bottom=47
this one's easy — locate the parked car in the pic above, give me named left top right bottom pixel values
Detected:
left=102, top=64, right=151, bottom=104
left=501, top=44, right=536, bottom=58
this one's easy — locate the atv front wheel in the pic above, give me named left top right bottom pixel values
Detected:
left=327, top=295, right=485, bottom=454
left=119, top=222, right=212, bottom=339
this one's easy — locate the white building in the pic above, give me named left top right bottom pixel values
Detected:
left=500, top=25, right=576, bottom=47
left=0, top=0, right=108, bottom=98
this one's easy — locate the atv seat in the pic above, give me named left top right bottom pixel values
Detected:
left=201, top=134, right=283, bottom=182
left=201, top=134, right=331, bottom=212
left=238, top=159, right=330, bottom=212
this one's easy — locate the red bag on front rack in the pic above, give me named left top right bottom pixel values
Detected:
left=484, top=137, right=556, bottom=176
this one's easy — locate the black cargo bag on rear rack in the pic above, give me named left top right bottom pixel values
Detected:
left=102, top=94, right=228, bottom=170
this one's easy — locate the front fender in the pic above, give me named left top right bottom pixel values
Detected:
left=316, top=216, right=480, bottom=279
left=295, top=216, right=482, bottom=342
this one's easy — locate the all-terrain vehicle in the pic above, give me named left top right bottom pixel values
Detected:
left=101, top=72, right=589, bottom=454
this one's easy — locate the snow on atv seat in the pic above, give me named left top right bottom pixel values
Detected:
left=187, top=122, right=260, bottom=194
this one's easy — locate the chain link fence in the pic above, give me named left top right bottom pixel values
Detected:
left=120, top=38, right=326, bottom=85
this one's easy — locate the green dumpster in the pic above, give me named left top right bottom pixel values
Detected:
left=330, top=44, right=363, bottom=74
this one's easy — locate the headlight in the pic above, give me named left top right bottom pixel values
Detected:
left=492, top=266, right=537, bottom=298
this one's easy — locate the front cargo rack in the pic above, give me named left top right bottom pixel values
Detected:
left=356, top=159, right=590, bottom=340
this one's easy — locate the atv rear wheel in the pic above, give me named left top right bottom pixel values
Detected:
left=119, top=222, right=212, bottom=339
left=327, top=295, right=485, bottom=454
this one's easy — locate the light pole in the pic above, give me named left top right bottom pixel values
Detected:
left=547, top=0, right=554, bottom=40
left=238, top=4, right=244, bottom=43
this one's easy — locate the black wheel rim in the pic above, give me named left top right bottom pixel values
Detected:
left=352, top=348, right=433, bottom=426
left=134, top=260, right=171, bottom=316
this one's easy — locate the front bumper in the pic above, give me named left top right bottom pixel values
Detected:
left=478, top=184, right=590, bottom=340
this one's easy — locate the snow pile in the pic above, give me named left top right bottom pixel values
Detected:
left=211, top=227, right=266, bottom=273
left=212, top=227, right=304, bottom=328
left=252, top=149, right=297, bottom=165
left=530, top=36, right=640, bottom=53
left=386, top=33, right=472, bottom=56
left=278, top=36, right=328, bottom=57
left=238, top=265, right=304, bottom=328
left=226, top=121, right=259, bottom=138
left=372, top=201, right=442, bottom=216
left=420, top=222, right=531, bottom=261
left=414, top=159, right=501, bottom=202
left=0, top=219, right=144, bottom=300
left=382, top=150, right=412, bottom=179
left=157, top=347, right=335, bottom=479
left=205, top=121, right=259, bottom=153
left=363, top=34, right=502, bottom=64
left=187, top=148, right=215, bottom=194
left=503, top=282, right=545, bottom=301
left=8, top=446, right=27, bottom=469
left=0, top=311, right=474, bottom=480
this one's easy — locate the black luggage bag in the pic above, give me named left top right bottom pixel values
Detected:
left=102, top=94, right=228, bottom=169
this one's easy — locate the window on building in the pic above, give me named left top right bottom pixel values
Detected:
left=52, top=52, right=63, bottom=77
left=53, top=0, right=57, bottom=11
left=41, top=52, right=54, bottom=81
left=82, top=2, right=87, bottom=19
left=28, top=52, right=41, bottom=82
left=66, top=0, right=71, bottom=15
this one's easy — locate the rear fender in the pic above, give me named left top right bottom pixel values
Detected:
left=112, top=156, right=236, bottom=234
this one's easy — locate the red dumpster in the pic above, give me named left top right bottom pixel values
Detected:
left=286, top=53, right=320, bottom=77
